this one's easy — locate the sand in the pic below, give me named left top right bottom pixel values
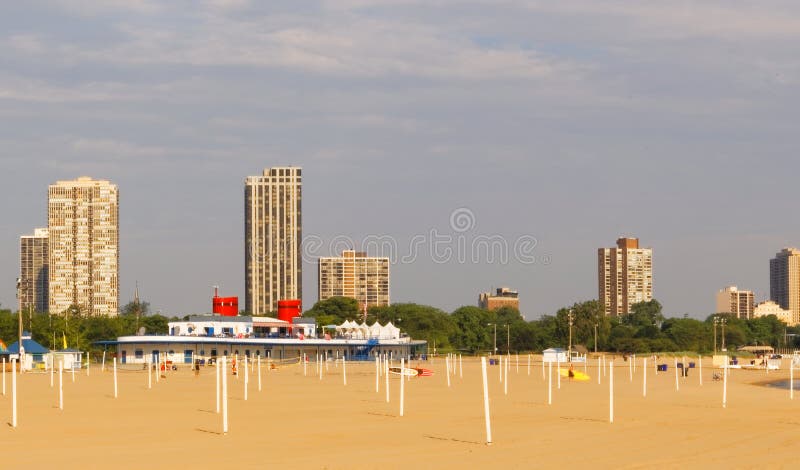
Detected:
left=2, top=356, right=798, bottom=469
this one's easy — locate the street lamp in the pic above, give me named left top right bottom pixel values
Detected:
left=593, top=323, right=598, bottom=353
left=713, top=316, right=719, bottom=353
left=506, top=324, right=510, bottom=356
left=487, top=323, right=497, bottom=356
left=720, top=317, right=727, bottom=351
left=567, top=309, right=574, bottom=361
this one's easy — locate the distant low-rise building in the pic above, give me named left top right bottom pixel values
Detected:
left=753, top=300, right=794, bottom=325
left=715, top=286, right=754, bottom=319
left=479, top=287, right=519, bottom=310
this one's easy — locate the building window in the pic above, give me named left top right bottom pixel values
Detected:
left=135, top=349, right=143, bottom=359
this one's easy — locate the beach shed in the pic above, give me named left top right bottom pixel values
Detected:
left=52, top=348, right=84, bottom=370
left=6, top=332, right=50, bottom=370
left=542, top=348, right=567, bottom=363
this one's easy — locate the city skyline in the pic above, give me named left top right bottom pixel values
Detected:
left=1, top=2, right=799, bottom=318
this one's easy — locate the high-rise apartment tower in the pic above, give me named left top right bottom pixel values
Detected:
left=245, top=167, right=302, bottom=315
left=318, top=250, right=390, bottom=311
left=19, top=228, right=49, bottom=313
left=770, top=247, right=800, bottom=326
left=48, top=177, right=119, bottom=316
left=598, top=237, right=653, bottom=316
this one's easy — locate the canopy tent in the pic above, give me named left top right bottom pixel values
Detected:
left=335, top=320, right=401, bottom=339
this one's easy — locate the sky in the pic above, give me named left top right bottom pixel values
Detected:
left=1, top=0, right=799, bottom=320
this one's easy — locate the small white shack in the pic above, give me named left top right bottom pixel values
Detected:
left=542, top=347, right=568, bottom=363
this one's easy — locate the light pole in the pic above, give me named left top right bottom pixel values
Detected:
left=713, top=316, right=718, bottom=353
left=487, top=323, right=497, bottom=356
left=593, top=323, right=598, bottom=353
left=506, top=324, right=510, bottom=355
left=567, top=309, right=574, bottom=361
left=720, top=317, right=727, bottom=351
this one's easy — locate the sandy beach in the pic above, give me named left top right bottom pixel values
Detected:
left=2, top=356, right=798, bottom=469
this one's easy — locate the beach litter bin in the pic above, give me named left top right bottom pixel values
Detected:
left=657, top=364, right=667, bottom=372
left=489, top=359, right=496, bottom=365
left=688, top=362, right=696, bottom=368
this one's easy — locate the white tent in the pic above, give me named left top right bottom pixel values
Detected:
left=369, top=322, right=383, bottom=338
left=383, top=322, right=401, bottom=340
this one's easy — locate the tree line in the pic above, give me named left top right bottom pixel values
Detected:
left=305, top=297, right=800, bottom=354
left=2, top=297, right=798, bottom=355
left=0, top=302, right=169, bottom=352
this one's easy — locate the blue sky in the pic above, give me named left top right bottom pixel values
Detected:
left=1, top=1, right=798, bottom=319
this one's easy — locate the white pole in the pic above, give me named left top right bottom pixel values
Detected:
left=504, top=355, right=508, bottom=396
left=375, top=356, right=380, bottom=393
left=446, top=356, right=451, bottom=388
left=459, top=354, right=463, bottom=379
left=113, top=357, right=118, bottom=398
left=480, top=357, right=492, bottom=445
left=71, top=360, right=75, bottom=383
left=722, top=360, right=728, bottom=408
left=609, top=360, right=614, bottom=424
left=527, top=354, right=531, bottom=376
left=86, top=353, right=90, bottom=376
left=643, top=358, right=647, bottom=397
left=12, top=359, right=17, bottom=428
left=674, top=358, right=679, bottom=392
left=148, top=358, right=152, bottom=389
left=216, top=358, right=220, bottom=413
left=343, top=356, right=347, bottom=386
left=156, top=355, right=160, bottom=383
left=548, top=360, right=552, bottom=405
left=244, top=355, right=248, bottom=401
left=222, top=356, right=228, bottom=434
left=59, top=361, right=63, bottom=410
left=629, top=357, right=632, bottom=382
left=699, top=356, right=703, bottom=386
left=319, top=354, right=323, bottom=381
left=50, top=357, right=54, bottom=387
left=557, top=357, right=561, bottom=390
left=258, top=355, right=262, bottom=392
left=499, top=354, right=502, bottom=383
left=102, top=351, right=105, bottom=372
left=598, top=356, right=602, bottom=385
left=385, top=355, right=390, bottom=403
left=303, top=353, right=307, bottom=376
left=399, top=358, right=405, bottom=417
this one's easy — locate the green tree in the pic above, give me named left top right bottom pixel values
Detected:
left=303, top=297, right=360, bottom=327
left=449, top=306, right=492, bottom=353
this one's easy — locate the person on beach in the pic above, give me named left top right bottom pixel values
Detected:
left=568, top=363, right=575, bottom=381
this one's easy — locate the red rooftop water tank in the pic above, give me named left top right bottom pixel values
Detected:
left=277, top=299, right=302, bottom=323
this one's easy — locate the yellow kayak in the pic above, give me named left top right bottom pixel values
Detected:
left=558, top=368, right=590, bottom=381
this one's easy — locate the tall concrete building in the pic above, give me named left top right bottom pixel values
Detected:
left=48, top=177, right=119, bottom=316
left=770, top=247, right=800, bottom=325
left=478, top=287, right=520, bottom=311
left=318, top=250, right=390, bottom=311
left=19, top=228, right=49, bottom=313
left=598, top=237, right=653, bottom=316
left=715, top=286, right=754, bottom=319
left=245, top=167, right=302, bottom=315
left=753, top=300, right=793, bottom=325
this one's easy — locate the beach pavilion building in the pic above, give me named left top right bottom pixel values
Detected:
left=102, top=315, right=427, bottom=367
